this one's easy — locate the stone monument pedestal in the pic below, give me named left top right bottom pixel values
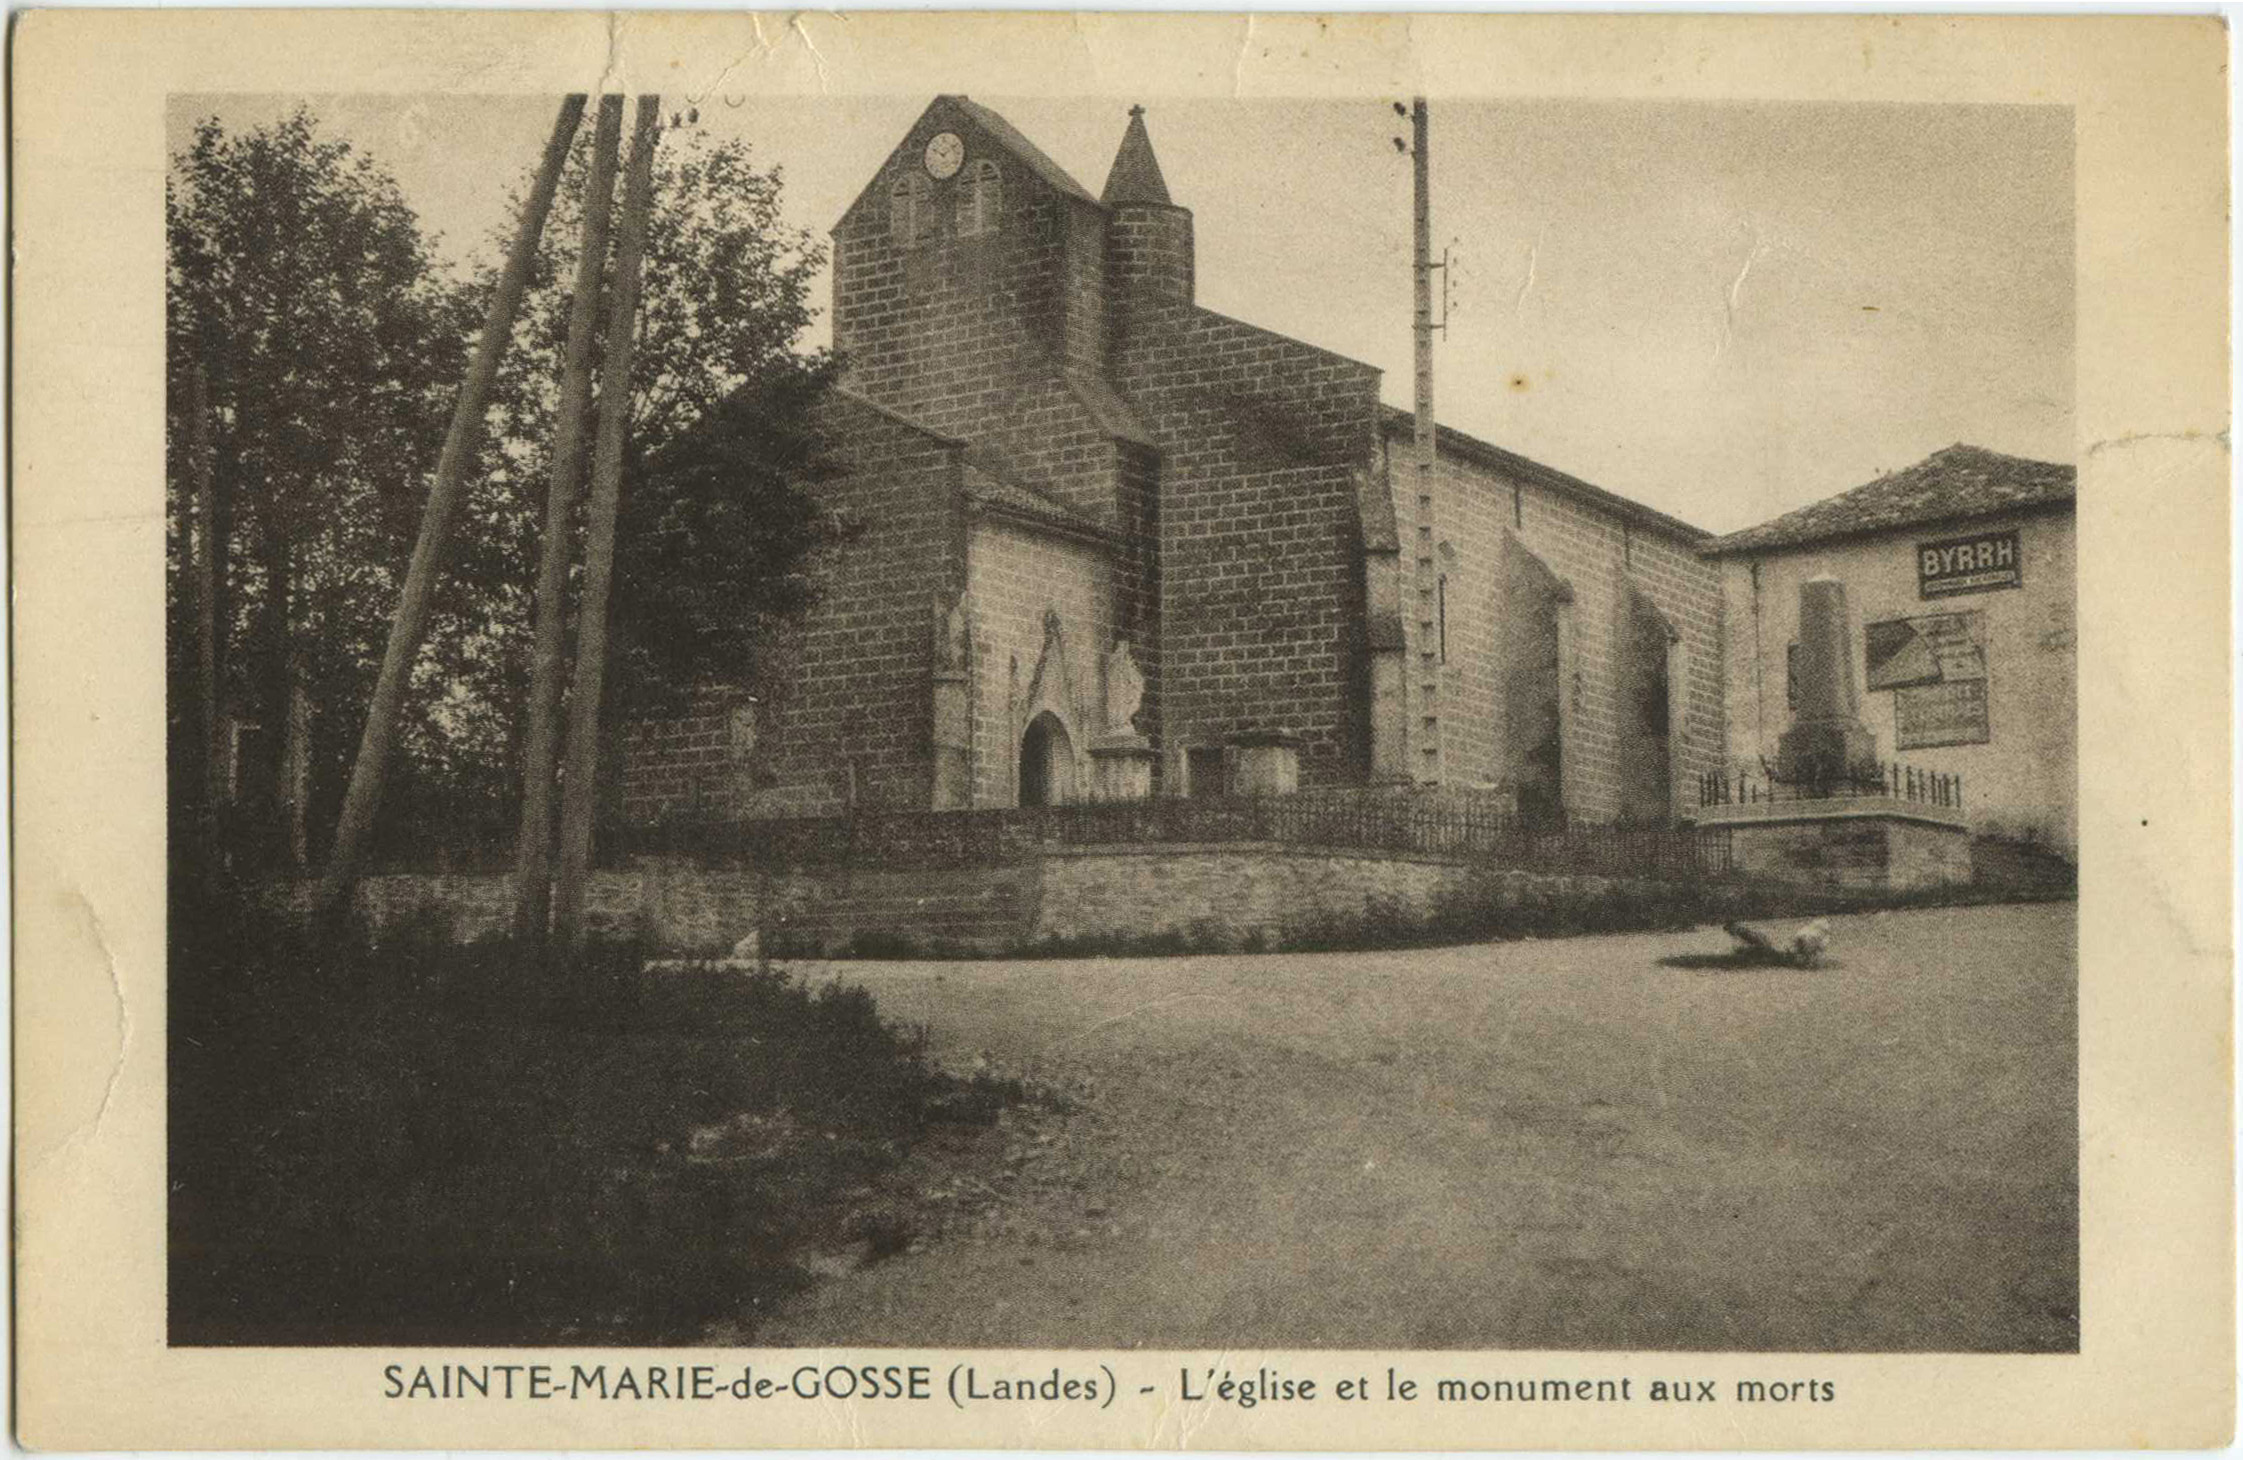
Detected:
left=1775, top=574, right=1881, bottom=789
left=1090, top=737, right=1157, bottom=802
left=1232, top=731, right=1301, bottom=797
left=1703, top=573, right=1971, bottom=890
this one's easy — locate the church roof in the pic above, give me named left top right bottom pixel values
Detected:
left=828, top=387, right=966, bottom=447
left=833, top=96, right=1100, bottom=233
left=1703, top=444, right=2075, bottom=557
left=962, top=461, right=1115, bottom=544
left=1064, top=368, right=1156, bottom=448
left=1101, top=106, right=1173, bottom=206
left=941, top=95, right=1100, bottom=205
left=1379, top=407, right=1712, bottom=544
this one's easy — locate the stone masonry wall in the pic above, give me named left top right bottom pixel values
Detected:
left=965, top=519, right=1118, bottom=807
left=833, top=106, right=1125, bottom=530
left=618, top=392, right=967, bottom=823
left=1036, top=844, right=1470, bottom=947
left=1388, top=430, right=1724, bottom=822
left=1725, top=813, right=1973, bottom=893
left=1116, top=304, right=1384, bottom=790
left=284, top=846, right=1676, bottom=958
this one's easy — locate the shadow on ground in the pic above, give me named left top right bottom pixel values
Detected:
left=1656, top=951, right=1848, bottom=972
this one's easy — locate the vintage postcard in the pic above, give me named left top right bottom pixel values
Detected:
left=12, top=9, right=2232, bottom=1451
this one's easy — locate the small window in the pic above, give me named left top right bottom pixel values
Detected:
left=957, top=158, right=1002, bottom=238
left=889, top=172, right=933, bottom=248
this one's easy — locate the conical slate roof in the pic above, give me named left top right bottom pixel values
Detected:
left=1101, top=105, right=1172, bottom=206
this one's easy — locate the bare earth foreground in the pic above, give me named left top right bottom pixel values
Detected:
left=759, top=903, right=2075, bottom=1352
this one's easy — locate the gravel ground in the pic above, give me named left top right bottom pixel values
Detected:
left=753, top=902, right=2076, bottom=1353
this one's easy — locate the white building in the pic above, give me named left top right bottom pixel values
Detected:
left=1705, top=444, right=2077, bottom=854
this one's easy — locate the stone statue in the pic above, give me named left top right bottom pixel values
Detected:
left=933, top=594, right=971, bottom=673
left=1104, top=642, right=1146, bottom=737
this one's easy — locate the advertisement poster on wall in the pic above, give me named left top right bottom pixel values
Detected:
left=1866, top=612, right=1991, bottom=748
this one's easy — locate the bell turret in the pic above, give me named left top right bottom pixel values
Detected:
left=1103, top=105, right=1194, bottom=311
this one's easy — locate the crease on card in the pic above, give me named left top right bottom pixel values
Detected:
left=2083, top=429, right=2230, bottom=458
left=600, top=11, right=629, bottom=96
left=1715, top=226, right=1769, bottom=362
left=1513, top=227, right=1545, bottom=316
left=35, top=887, right=131, bottom=1170
left=790, top=13, right=835, bottom=95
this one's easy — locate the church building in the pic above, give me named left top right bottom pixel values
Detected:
left=621, top=97, right=1726, bottom=827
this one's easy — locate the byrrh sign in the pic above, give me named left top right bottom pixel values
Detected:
left=1917, top=528, right=2021, bottom=598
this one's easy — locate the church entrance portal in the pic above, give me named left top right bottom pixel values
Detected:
left=1019, top=712, right=1076, bottom=807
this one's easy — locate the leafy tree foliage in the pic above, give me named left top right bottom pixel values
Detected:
left=473, top=125, right=849, bottom=727
left=170, top=107, right=851, bottom=865
left=612, top=362, right=853, bottom=710
left=167, top=107, right=476, bottom=863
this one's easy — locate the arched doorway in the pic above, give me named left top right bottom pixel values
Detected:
left=1019, top=711, right=1076, bottom=807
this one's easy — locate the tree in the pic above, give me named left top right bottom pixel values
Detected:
left=319, top=95, right=587, bottom=917
left=167, top=107, right=476, bottom=871
left=470, top=124, right=850, bottom=819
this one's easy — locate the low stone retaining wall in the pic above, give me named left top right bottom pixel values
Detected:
left=278, top=844, right=1685, bottom=957
left=1695, top=799, right=1972, bottom=893
left=1037, top=843, right=1470, bottom=948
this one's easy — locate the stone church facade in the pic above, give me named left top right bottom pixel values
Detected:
left=621, top=96, right=1725, bottom=828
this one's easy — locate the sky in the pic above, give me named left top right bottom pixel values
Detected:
left=172, top=93, right=2072, bottom=536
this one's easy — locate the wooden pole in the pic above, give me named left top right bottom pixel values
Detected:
left=513, top=94, right=624, bottom=945
left=1410, top=96, right=1435, bottom=781
left=552, top=95, right=661, bottom=950
left=317, top=95, right=587, bottom=917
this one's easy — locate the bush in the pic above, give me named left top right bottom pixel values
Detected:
left=168, top=886, right=1011, bottom=1345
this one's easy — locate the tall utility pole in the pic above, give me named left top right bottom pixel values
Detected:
left=1412, top=97, right=1435, bottom=473
left=317, top=94, right=587, bottom=918
left=514, top=93, right=625, bottom=946
left=1409, top=96, right=1440, bottom=785
left=552, top=94, right=663, bottom=952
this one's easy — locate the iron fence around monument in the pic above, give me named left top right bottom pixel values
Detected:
left=1696, top=761, right=1964, bottom=812
left=621, top=789, right=1732, bottom=879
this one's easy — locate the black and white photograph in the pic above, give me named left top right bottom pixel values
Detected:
left=13, top=9, right=2230, bottom=1451
left=163, top=84, right=2079, bottom=1353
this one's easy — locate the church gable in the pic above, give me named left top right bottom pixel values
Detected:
left=833, top=96, right=1117, bottom=451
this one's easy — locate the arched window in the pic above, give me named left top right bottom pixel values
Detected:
left=889, top=172, right=932, bottom=248
left=957, top=159, right=1002, bottom=238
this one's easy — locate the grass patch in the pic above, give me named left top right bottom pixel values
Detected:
left=168, top=888, right=1020, bottom=1346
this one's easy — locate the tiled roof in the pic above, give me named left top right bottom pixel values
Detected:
left=943, top=96, right=1100, bottom=206
left=829, top=387, right=964, bottom=447
left=962, top=462, right=1114, bottom=543
left=1378, top=407, right=1711, bottom=543
left=1063, top=369, right=1155, bottom=448
left=1704, top=444, right=2075, bottom=556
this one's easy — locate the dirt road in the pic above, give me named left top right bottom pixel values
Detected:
left=761, top=903, right=2076, bottom=1352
